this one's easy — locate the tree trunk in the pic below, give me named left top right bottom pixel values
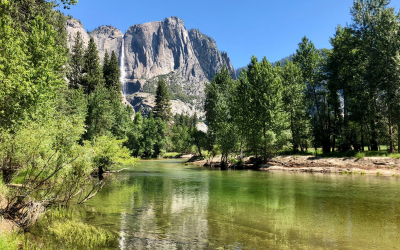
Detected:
left=240, top=139, right=243, bottom=160
left=361, top=123, right=364, bottom=151
left=398, top=123, right=400, bottom=153
left=388, top=107, right=395, bottom=153
left=370, top=119, right=379, bottom=151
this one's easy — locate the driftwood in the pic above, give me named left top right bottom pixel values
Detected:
left=104, top=168, right=128, bottom=173
left=77, top=182, right=107, bottom=204
left=7, top=184, right=23, bottom=188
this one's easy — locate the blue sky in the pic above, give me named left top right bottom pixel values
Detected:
left=62, top=0, right=400, bottom=69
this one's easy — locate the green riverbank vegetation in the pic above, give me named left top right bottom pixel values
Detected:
left=198, top=0, right=400, bottom=167
left=2, top=0, right=400, bottom=247
left=0, top=0, right=136, bottom=234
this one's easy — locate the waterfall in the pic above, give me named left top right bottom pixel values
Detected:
left=120, top=35, right=126, bottom=95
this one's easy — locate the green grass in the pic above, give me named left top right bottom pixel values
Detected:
left=0, top=232, right=20, bottom=250
left=49, top=220, right=115, bottom=249
left=22, top=206, right=118, bottom=249
left=163, top=152, right=181, bottom=158
left=389, top=153, right=400, bottom=159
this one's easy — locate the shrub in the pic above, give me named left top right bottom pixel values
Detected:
left=355, top=152, right=365, bottom=160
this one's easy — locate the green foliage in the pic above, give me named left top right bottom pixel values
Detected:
left=0, top=10, right=66, bottom=129
left=163, top=152, right=181, bottom=158
left=67, top=31, right=85, bottom=89
left=81, top=38, right=104, bottom=95
left=205, top=66, right=239, bottom=166
left=0, top=231, right=20, bottom=250
left=355, top=152, right=365, bottom=160
left=85, top=135, right=137, bottom=172
left=281, top=60, right=310, bottom=152
left=103, top=50, right=122, bottom=93
left=84, top=84, right=115, bottom=140
left=154, top=78, right=172, bottom=121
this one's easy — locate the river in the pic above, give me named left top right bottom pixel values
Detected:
left=39, top=159, right=400, bottom=249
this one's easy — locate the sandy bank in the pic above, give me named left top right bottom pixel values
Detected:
left=191, top=155, right=400, bottom=177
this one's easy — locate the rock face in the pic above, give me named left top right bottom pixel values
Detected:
left=66, top=16, right=236, bottom=119
left=66, top=19, right=123, bottom=65
left=188, top=29, right=236, bottom=80
left=122, top=17, right=236, bottom=96
left=90, top=26, right=123, bottom=65
left=66, top=19, right=90, bottom=50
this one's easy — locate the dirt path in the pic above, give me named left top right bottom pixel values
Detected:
left=191, top=155, right=400, bottom=177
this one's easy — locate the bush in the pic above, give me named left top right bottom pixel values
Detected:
left=163, top=152, right=181, bottom=158
left=355, top=152, right=365, bottom=160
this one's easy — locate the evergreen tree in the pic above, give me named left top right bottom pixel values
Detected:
left=103, top=50, right=110, bottom=82
left=154, top=78, right=171, bottom=121
left=68, top=31, right=85, bottom=89
left=81, top=37, right=103, bottom=95
left=105, top=51, right=122, bottom=93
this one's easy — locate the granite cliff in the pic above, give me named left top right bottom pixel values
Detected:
left=66, top=17, right=236, bottom=119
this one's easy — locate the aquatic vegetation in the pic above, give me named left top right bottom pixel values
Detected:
left=376, top=172, right=382, bottom=177
left=360, top=171, right=366, bottom=175
left=49, top=220, right=116, bottom=249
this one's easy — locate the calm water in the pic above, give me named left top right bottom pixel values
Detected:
left=72, top=159, right=400, bottom=249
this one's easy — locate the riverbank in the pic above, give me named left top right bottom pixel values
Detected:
left=191, top=155, right=400, bottom=176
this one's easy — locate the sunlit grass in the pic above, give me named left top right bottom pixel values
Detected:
left=389, top=153, right=400, bottom=159
left=0, top=231, right=20, bottom=250
left=163, top=152, right=181, bottom=158
left=49, top=220, right=115, bottom=249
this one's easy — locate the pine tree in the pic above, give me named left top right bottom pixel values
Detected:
left=81, top=37, right=104, bottom=95
left=68, top=31, right=85, bottom=89
left=105, top=51, right=122, bottom=93
left=103, top=50, right=110, bottom=82
left=153, top=78, right=171, bottom=121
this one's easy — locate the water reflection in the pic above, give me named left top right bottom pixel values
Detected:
left=83, top=160, right=400, bottom=250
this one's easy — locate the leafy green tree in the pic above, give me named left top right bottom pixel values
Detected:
left=0, top=11, right=66, bottom=130
left=127, top=112, right=144, bottom=157
left=281, top=60, right=309, bottom=152
left=84, top=85, right=115, bottom=140
left=205, top=67, right=239, bottom=167
left=294, top=38, right=334, bottom=153
left=140, top=111, right=157, bottom=157
left=68, top=31, right=85, bottom=89
left=247, top=56, right=288, bottom=161
left=232, top=69, right=251, bottom=159
left=81, top=38, right=104, bottom=95
left=154, top=78, right=171, bottom=122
